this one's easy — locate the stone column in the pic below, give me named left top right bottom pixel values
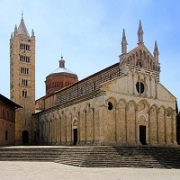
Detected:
left=59, top=116, right=62, bottom=144
left=79, top=110, right=85, bottom=144
left=70, top=114, right=72, bottom=145
left=115, top=106, right=118, bottom=143
left=172, top=111, right=177, bottom=145
left=53, top=119, right=56, bottom=144
left=61, top=114, right=65, bottom=144
left=99, top=105, right=106, bottom=144
left=144, top=76, right=147, bottom=97
left=164, top=110, right=167, bottom=144
left=56, top=118, right=60, bottom=144
left=43, top=121, right=46, bottom=144
left=64, top=115, right=67, bottom=144
left=125, top=105, right=128, bottom=144
left=85, top=110, right=87, bottom=144
left=147, top=109, right=151, bottom=145
left=135, top=106, right=138, bottom=144
left=51, top=119, right=54, bottom=144
left=132, top=72, right=135, bottom=95
left=38, top=122, right=41, bottom=144
left=149, top=76, right=152, bottom=98
left=91, top=108, right=95, bottom=143
left=157, top=108, right=159, bottom=144
left=66, top=114, right=72, bottom=145
left=78, top=111, right=80, bottom=144
left=47, top=120, right=50, bottom=144
left=44, top=121, right=47, bottom=144
left=41, top=122, right=43, bottom=144
left=156, top=109, right=159, bottom=144
left=148, top=108, right=152, bottom=145
left=155, top=78, right=158, bottom=99
left=49, top=120, right=52, bottom=144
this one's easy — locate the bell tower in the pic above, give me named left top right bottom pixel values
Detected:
left=10, top=15, right=35, bottom=145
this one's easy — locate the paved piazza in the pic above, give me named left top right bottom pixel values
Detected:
left=0, top=161, right=180, bottom=180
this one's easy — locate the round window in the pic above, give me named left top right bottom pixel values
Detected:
left=108, top=102, right=113, bottom=111
left=136, top=82, right=145, bottom=94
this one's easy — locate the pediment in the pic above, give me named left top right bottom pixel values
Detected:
left=120, top=44, right=160, bottom=72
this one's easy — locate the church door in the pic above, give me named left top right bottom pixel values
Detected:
left=73, top=129, right=78, bottom=145
left=22, top=130, right=29, bottom=145
left=139, top=125, right=146, bottom=145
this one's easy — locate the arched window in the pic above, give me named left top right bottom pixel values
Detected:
left=22, top=90, right=28, bottom=97
left=136, top=82, right=145, bottom=94
left=108, top=102, right=113, bottom=111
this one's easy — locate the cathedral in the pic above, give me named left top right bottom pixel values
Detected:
left=9, top=17, right=177, bottom=146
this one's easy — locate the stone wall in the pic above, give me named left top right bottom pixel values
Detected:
left=35, top=68, right=177, bottom=146
left=35, top=63, right=121, bottom=111
left=0, top=102, right=15, bottom=145
left=10, top=28, right=35, bottom=145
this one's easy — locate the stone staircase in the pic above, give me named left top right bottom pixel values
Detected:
left=0, top=146, right=180, bottom=168
left=81, top=146, right=161, bottom=168
left=0, top=147, right=65, bottom=162
left=55, top=146, right=180, bottom=168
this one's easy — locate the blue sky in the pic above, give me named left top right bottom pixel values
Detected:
left=0, top=0, right=180, bottom=106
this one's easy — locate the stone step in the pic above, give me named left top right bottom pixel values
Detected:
left=0, top=158, right=59, bottom=161
left=0, top=146, right=180, bottom=168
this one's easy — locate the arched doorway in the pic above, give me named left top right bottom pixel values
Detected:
left=139, top=125, right=146, bottom=145
left=72, top=119, right=78, bottom=145
left=73, top=128, right=78, bottom=145
left=22, top=130, right=29, bottom=145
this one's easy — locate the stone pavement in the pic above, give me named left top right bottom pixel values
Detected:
left=0, top=161, right=180, bottom=180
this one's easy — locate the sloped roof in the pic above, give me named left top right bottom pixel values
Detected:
left=0, top=94, right=22, bottom=109
left=51, top=67, right=75, bottom=74
left=49, top=59, right=77, bottom=75
left=17, top=18, right=29, bottom=36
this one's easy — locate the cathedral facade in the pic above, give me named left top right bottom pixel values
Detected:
left=9, top=17, right=177, bottom=146
left=33, top=21, right=177, bottom=146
